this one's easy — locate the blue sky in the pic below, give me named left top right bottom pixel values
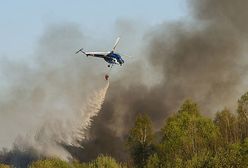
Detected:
left=0, top=0, right=187, bottom=56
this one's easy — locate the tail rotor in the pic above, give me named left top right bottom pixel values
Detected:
left=75, top=48, right=86, bottom=55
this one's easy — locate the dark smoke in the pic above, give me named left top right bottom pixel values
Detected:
left=0, top=145, right=40, bottom=168
left=1, top=0, right=248, bottom=165
left=76, top=0, right=248, bottom=162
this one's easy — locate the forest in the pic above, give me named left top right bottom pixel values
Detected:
left=1, top=91, right=248, bottom=168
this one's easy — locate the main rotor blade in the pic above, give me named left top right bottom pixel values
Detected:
left=112, top=37, right=120, bottom=51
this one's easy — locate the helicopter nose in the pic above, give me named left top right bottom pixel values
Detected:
left=120, top=58, right=124, bottom=62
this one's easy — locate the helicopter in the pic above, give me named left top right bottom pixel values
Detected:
left=75, top=37, right=124, bottom=68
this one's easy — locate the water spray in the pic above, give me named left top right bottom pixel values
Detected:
left=68, top=80, right=110, bottom=147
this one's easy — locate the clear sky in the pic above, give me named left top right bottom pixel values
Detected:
left=0, top=0, right=187, bottom=56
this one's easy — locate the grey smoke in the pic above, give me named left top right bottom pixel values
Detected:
left=1, top=0, right=248, bottom=164
left=79, top=0, right=248, bottom=161
left=0, top=23, right=109, bottom=161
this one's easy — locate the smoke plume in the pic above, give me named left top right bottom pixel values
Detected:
left=79, top=0, right=248, bottom=161
left=0, top=23, right=110, bottom=165
left=1, top=0, right=248, bottom=165
left=21, top=81, right=109, bottom=160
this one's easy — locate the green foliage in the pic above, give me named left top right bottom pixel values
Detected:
left=26, top=156, right=125, bottom=168
left=240, top=138, right=248, bottom=167
left=145, top=154, right=160, bottom=168
left=158, top=100, right=219, bottom=167
left=178, top=100, right=199, bottom=115
left=4, top=92, right=248, bottom=168
left=0, top=164, right=12, bottom=168
left=211, top=144, right=242, bottom=168
left=237, top=91, right=248, bottom=140
left=184, top=150, right=213, bottom=168
left=237, top=91, right=248, bottom=118
left=72, top=161, right=88, bottom=168
left=127, top=114, right=154, bottom=168
left=88, top=155, right=125, bottom=168
left=215, top=109, right=239, bottom=144
left=128, top=114, right=153, bottom=145
left=28, top=158, right=72, bottom=168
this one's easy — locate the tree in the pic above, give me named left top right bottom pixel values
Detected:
left=240, top=138, right=248, bottom=167
left=214, top=108, right=239, bottom=144
left=0, top=164, right=12, bottom=168
left=145, top=154, right=160, bottom=168
left=88, top=155, right=125, bottom=168
left=28, top=158, right=72, bottom=168
left=71, top=161, right=88, bottom=168
left=127, top=114, right=154, bottom=168
left=237, top=91, right=248, bottom=140
left=159, top=100, right=219, bottom=167
left=211, top=144, right=242, bottom=168
left=184, top=150, right=213, bottom=168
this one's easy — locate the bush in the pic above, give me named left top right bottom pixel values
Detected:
left=0, top=164, right=12, bottom=168
left=28, top=158, right=72, bottom=168
left=88, top=155, right=125, bottom=168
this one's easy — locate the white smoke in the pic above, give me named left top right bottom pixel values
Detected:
left=0, top=24, right=112, bottom=161
left=14, top=81, right=109, bottom=160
